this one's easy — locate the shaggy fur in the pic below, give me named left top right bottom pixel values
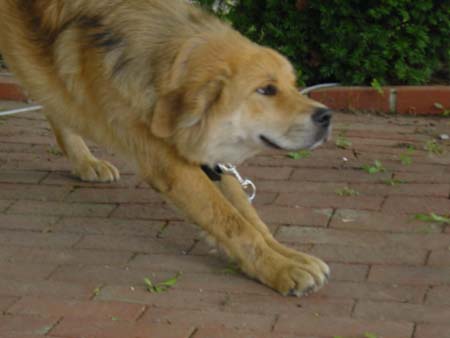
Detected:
left=0, top=0, right=332, bottom=296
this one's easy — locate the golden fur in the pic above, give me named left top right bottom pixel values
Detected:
left=0, top=0, right=331, bottom=296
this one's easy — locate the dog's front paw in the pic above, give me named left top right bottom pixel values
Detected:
left=73, top=159, right=120, bottom=182
left=272, top=258, right=329, bottom=297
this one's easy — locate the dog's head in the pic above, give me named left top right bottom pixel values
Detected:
left=151, top=33, right=332, bottom=165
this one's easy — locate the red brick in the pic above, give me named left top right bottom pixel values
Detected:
left=76, top=234, right=192, bottom=254
left=0, top=297, right=18, bottom=311
left=0, top=184, right=70, bottom=202
left=129, top=254, right=227, bottom=273
left=257, top=180, right=342, bottom=194
left=240, top=166, right=293, bottom=180
left=66, top=187, right=162, bottom=204
left=350, top=182, right=450, bottom=197
left=277, top=227, right=450, bottom=250
left=396, top=86, right=450, bottom=115
left=249, top=151, right=355, bottom=170
left=291, top=168, right=391, bottom=183
left=310, top=243, right=426, bottom=265
left=315, top=281, right=426, bottom=303
left=0, top=279, right=98, bottom=300
left=369, top=266, right=450, bottom=285
left=8, top=200, right=116, bottom=217
left=0, top=246, right=133, bottom=265
left=0, top=200, right=12, bottom=212
left=257, top=205, right=332, bottom=226
left=327, top=263, right=370, bottom=282
left=0, top=262, right=57, bottom=280
left=310, top=87, right=391, bottom=112
left=49, top=318, right=193, bottom=338
left=0, top=214, right=57, bottom=231
left=111, top=204, right=183, bottom=221
left=141, top=307, right=275, bottom=332
left=276, top=192, right=384, bottom=211
left=221, top=293, right=353, bottom=317
left=354, top=300, right=450, bottom=324
left=0, top=170, right=48, bottom=184
left=331, top=209, right=444, bottom=233
left=8, top=297, right=146, bottom=321
left=0, top=77, right=27, bottom=101
left=397, top=171, right=450, bottom=183
left=426, top=286, right=450, bottom=306
left=41, top=171, right=141, bottom=188
left=383, top=196, right=450, bottom=214
left=0, top=314, right=60, bottom=336
left=53, top=217, right=164, bottom=235
left=415, top=324, right=450, bottom=338
left=50, top=265, right=191, bottom=290
left=193, top=328, right=290, bottom=338
left=97, top=287, right=226, bottom=310
left=428, top=250, right=450, bottom=266
left=274, top=313, right=413, bottom=338
left=0, top=230, right=80, bottom=249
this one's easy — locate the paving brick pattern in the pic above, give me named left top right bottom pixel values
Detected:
left=0, top=107, right=449, bottom=338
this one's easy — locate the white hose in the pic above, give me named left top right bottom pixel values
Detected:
left=0, top=105, right=43, bottom=116
left=300, top=83, right=340, bottom=95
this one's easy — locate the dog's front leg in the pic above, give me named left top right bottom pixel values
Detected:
left=216, top=174, right=330, bottom=292
left=138, top=147, right=321, bottom=296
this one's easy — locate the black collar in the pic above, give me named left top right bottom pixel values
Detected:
left=201, top=164, right=223, bottom=181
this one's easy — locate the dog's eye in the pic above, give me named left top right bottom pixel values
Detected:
left=256, top=84, right=278, bottom=96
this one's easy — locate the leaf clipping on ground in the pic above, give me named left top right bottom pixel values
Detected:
left=364, top=333, right=378, bottom=338
left=144, top=272, right=182, bottom=293
left=362, top=160, right=385, bottom=174
left=336, top=187, right=360, bottom=197
left=336, top=135, right=352, bottom=149
left=287, top=149, right=311, bottom=160
left=415, top=212, right=450, bottom=225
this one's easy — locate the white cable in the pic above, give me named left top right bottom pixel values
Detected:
left=0, top=105, right=43, bottom=116
left=300, top=83, right=340, bottom=95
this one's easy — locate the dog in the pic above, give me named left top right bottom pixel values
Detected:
left=0, top=0, right=332, bottom=296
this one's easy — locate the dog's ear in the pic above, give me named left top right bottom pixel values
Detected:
left=151, top=38, right=230, bottom=138
left=151, top=76, right=228, bottom=138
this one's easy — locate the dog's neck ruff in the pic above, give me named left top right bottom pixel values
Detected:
left=201, top=163, right=256, bottom=203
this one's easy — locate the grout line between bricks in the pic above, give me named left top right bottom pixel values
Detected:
left=411, top=322, right=418, bottom=338
left=326, top=208, right=336, bottom=228
left=37, top=171, right=51, bottom=184
left=106, top=203, right=120, bottom=218
left=135, top=305, right=149, bottom=322
left=423, top=250, right=432, bottom=265
left=187, top=327, right=199, bottom=338
left=270, top=314, right=280, bottom=332
left=43, top=316, right=64, bottom=336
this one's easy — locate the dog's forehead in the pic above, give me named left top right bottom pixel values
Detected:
left=241, top=48, right=296, bottom=83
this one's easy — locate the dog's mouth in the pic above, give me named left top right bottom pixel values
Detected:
left=260, top=126, right=332, bottom=152
left=260, top=135, right=283, bottom=150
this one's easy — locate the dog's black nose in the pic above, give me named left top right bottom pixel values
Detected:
left=312, top=108, right=332, bottom=128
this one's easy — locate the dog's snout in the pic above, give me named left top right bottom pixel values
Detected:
left=312, top=108, right=332, bottom=128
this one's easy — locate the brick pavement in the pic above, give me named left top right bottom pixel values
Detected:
left=0, top=105, right=449, bottom=338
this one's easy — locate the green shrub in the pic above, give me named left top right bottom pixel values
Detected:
left=198, top=0, right=450, bottom=86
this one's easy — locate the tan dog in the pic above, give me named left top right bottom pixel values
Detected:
left=0, top=0, right=332, bottom=296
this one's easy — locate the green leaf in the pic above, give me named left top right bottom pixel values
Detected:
left=287, top=150, right=311, bottom=160
left=336, top=135, right=352, bottom=149
left=415, top=213, right=450, bottom=225
left=364, top=333, right=378, bottom=338
left=370, top=79, right=384, bottom=95
left=336, top=187, right=359, bottom=196
left=158, top=272, right=182, bottom=287
left=144, top=272, right=182, bottom=293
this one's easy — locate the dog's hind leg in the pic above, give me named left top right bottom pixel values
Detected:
left=47, top=116, right=120, bottom=182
